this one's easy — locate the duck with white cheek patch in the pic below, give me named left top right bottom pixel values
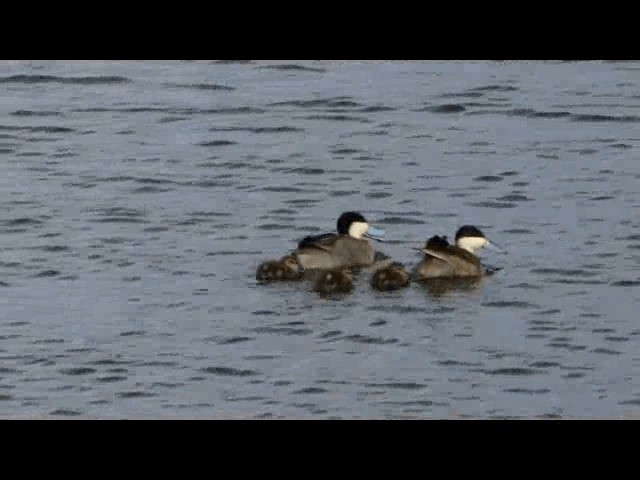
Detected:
left=293, top=211, right=389, bottom=271
left=412, top=225, right=504, bottom=281
left=256, top=211, right=391, bottom=286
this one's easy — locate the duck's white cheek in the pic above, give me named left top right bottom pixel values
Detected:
left=348, top=222, right=369, bottom=239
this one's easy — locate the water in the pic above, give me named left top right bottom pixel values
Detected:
left=1, top=60, right=639, bottom=419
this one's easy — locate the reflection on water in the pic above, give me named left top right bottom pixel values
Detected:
left=416, top=277, right=485, bottom=298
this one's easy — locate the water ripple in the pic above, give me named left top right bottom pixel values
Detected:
left=0, top=74, right=130, bottom=84
left=343, top=335, right=398, bottom=345
left=11, top=110, right=63, bottom=117
left=201, top=367, right=260, bottom=377
left=260, top=64, right=326, bottom=73
left=59, top=367, right=97, bottom=376
left=165, top=82, right=235, bottom=91
left=425, top=104, right=466, bottom=113
left=486, top=368, right=541, bottom=376
left=304, top=114, right=370, bottom=122
left=610, top=280, right=640, bottom=287
left=209, top=126, right=304, bottom=134
left=198, top=140, right=238, bottom=147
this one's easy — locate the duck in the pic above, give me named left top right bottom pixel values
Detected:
left=413, top=225, right=503, bottom=281
left=370, top=262, right=411, bottom=291
left=256, top=254, right=302, bottom=282
left=293, top=211, right=387, bottom=271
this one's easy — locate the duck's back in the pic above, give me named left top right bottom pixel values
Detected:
left=295, top=234, right=375, bottom=270
left=297, top=233, right=337, bottom=250
left=443, top=246, right=483, bottom=276
left=414, top=236, right=483, bottom=279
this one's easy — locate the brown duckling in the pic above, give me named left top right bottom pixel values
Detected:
left=309, top=268, right=354, bottom=296
left=370, top=262, right=411, bottom=291
left=256, top=254, right=302, bottom=282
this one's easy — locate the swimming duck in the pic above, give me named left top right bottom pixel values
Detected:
left=256, top=254, right=302, bottom=282
left=413, top=225, right=502, bottom=281
left=293, top=211, right=386, bottom=271
left=370, top=262, right=411, bottom=291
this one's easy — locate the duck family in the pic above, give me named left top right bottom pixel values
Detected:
left=256, top=211, right=504, bottom=296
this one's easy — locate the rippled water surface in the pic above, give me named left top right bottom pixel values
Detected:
left=1, top=60, right=639, bottom=419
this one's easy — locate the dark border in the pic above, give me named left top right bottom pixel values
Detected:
left=6, top=4, right=638, bottom=60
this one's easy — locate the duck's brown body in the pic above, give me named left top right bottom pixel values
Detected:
left=295, top=234, right=376, bottom=270
left=413, top=236, right=483, bottom=281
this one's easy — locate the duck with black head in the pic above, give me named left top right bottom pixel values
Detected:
left=256, top=211, right=390, bottom=286
left=294, top=211, right=387, bottom=271
left=413, top=225, right=503, bottom=281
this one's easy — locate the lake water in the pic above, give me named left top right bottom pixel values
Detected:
left=1, top=60, right=639, bottom=419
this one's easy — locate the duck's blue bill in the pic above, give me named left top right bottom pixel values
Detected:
left=485, top=240, right=504, bottom=253
left=365, top=226, right=385, bottom=238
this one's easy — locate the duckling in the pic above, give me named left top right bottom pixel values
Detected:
left=370, top=262, right=411, bottom=291
left=294, top=211, right=386, bottom=270
left=309, top=268, right=354, bottom=296
left=413, top=226, right=503, bottom=281
left=256, top=254, right=302, bottom=282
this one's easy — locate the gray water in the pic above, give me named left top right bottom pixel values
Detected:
left=1, top=60, right=639, bottom=419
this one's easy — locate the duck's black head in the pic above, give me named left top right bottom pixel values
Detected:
left=455, top=225, right=486, bottom=242
left=336, top=211, right=367, bottom=235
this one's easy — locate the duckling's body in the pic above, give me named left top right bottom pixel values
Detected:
left=309, top=268, right=354, bottom=296
left=256, top=254, right=302, bottom=282
left=371, top=263, right=411, bottom=291
left=413, top=226, right=502, bottom=281
left=294, top=212, right=386, bottom=270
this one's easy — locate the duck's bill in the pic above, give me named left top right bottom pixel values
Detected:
left=485, top=240, right=504, bottom=253
left=364, top=226, right=385, bottom=241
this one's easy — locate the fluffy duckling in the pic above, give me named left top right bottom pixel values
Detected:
left=256, top=254, right=302, bottom=282
left=309, top=268, right=354, bottom=296
left=370, top=263, right=411, bottom=291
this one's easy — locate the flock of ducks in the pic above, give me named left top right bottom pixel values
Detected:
left=256, top=211, right=503, bottom=296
